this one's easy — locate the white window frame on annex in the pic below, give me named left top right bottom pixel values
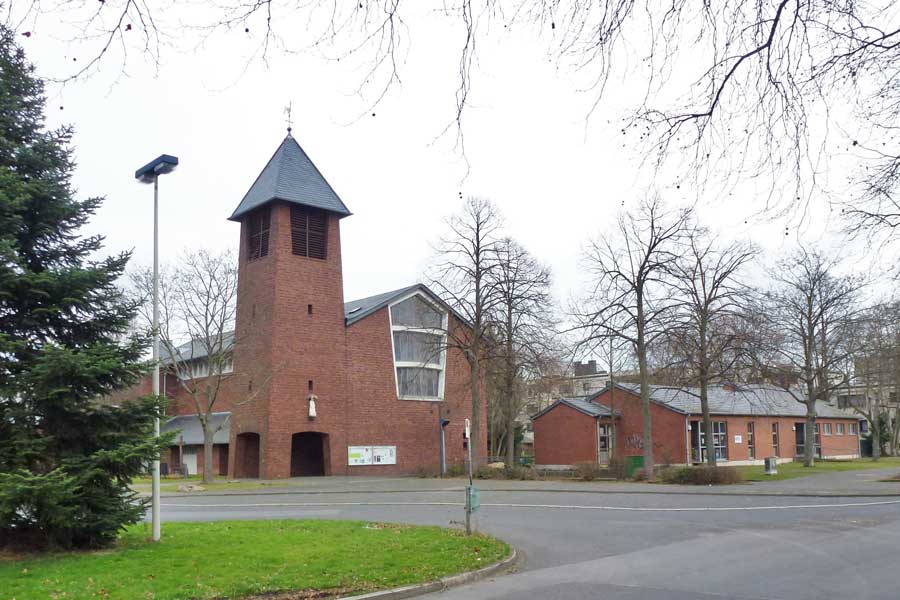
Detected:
left=387, top=291, right=448, bottom=402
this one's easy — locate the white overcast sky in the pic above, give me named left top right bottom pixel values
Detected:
left=16, top=6, right=882, bottom=328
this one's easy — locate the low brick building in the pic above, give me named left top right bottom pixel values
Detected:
left=533, top=383, right=861, bottom=467
left=132, top=132, right=485, bottom=478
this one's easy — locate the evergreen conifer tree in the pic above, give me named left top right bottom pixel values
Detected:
left=0, top=24, right=165, bottom=550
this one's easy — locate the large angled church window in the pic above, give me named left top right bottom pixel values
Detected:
left=389, top=294, right=447, bottom=400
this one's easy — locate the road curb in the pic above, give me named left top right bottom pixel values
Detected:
left=155, top=487, right=900, bottom=500
left=341, top=546, right=519, bottom=599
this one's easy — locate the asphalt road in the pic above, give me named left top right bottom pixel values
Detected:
left=158, top=473, right=900, bottom=600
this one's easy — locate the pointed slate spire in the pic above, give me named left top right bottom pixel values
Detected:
left=228, top=134, right=351, bottom=221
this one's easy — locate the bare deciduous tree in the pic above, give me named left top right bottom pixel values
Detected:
left=761, top=250, right=862, bottom=467
left=576, top=196, right=692, bottom=480
left=667, top=232, right=757, bottom=465
left=488, top=237, right=557, bottom=466
left=133, top=249, right=241, bottom=484
left=429, top=196, right=502, bottom=469
left=20, top=2, right=900, bottom=232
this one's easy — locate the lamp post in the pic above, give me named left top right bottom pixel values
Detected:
left=135, top=154, right=179, bottom=543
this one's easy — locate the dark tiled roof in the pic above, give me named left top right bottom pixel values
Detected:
left=599, top=383, right=857, bottom=419
left=161, top=412, right=231, bottom=445
left=532, top=397, right=614, bottom=421
left=344, top=285, right=421, bottom=325
left=160, top=331, right=235, bottom=365
left=228, top=134, right=351, bottom=221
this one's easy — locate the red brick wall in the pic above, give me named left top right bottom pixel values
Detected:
left=681, top=415, right=860, bottom=462
left=343, top=307, right=482, bottom=475
left=225, top=201, right=483, bottom=477
left=164, top=444, right=228, bottom=476
left=532, top=404, right=598, bottom=465
left=592, top=388, right=690, bottom=465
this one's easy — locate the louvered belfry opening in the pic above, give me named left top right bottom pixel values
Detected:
left=246, top=207, right=271, bottom=261
left=291, top=205, right=328, bottom=259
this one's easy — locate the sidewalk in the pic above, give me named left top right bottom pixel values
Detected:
left=156, top=466, right=900, bottom=498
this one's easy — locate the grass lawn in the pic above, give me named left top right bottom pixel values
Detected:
left=736, top=457, right=900, bottom=482
left=1, top=520, right=509, bottom=600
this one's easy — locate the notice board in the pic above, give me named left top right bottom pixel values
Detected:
left=348, top=445, right=397, bottom=466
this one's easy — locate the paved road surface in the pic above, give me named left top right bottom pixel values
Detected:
left=157, top=470, right=900, bottom=600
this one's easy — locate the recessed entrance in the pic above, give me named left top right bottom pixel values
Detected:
left=235, top=432, right=261, bottom=478
left=291, top=432, right=329, bottom=476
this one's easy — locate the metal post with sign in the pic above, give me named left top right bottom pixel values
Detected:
left=464, top=418, right=478, bottom=535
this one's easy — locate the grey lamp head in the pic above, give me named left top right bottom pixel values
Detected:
left=135, top=154, right=179, bottom=183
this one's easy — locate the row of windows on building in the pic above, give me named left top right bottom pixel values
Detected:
left=695, top=420, right=858, bottom=462
left=177, top=358, right=234, bottom=380
left=246, top=206, right=328, bottom=261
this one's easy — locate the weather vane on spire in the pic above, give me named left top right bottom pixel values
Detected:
left=284, top=102, right=293, bottom=135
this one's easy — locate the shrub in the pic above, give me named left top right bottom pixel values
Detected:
left=413, top=465, right=438, bottom=478
left=661, top=465, right=743, bottom=485
left=607, top=456, right=628, bottom=480
left=446, top=463, right=466, bottom=478
left=474, top=465, right=536, bottom=480
left=574, top=461, right=603, bottom=481
left=632, top=468, right=648, bottom=481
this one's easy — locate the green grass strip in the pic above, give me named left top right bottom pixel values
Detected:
left=2, top=520, right=509, bottom=600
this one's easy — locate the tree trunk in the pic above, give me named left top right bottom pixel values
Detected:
left=872, top=408, right=881, bottom=461
left=804, top=405, right=816, bottom=468
left=506, top=405, right=516, bottom=466
left=202, top=422, right=215, bottom=484
left=702, top=383, right=715, bottom=467
left=470, top=356, right=482, bottom=470
left=636, top=304, right=654, bottom=480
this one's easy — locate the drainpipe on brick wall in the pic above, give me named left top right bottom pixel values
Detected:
left=684, top=415, right=691, bottom=465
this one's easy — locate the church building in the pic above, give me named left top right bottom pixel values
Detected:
left=151, top=133, right=482, bottom=478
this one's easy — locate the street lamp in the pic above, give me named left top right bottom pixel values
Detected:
left=135, top=154, right=178, bottom=543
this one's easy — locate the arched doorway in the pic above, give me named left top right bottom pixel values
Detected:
left=235, top=432, right=261, bottom=478
left=290, top=432, right=329, bottom=476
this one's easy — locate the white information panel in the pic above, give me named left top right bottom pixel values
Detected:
left=372, top=446, right=397, bottom=465
left=348, top=446, right=373, bottom=466
left=348, top=445, right=397, bottom=466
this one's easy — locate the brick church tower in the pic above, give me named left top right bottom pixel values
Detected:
left=226, top=132, right=352, bottom=479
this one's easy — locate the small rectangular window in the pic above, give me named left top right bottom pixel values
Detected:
left=850, top=423, right=858, bottom=435
left=823, top=423, right=832, bottom=436
left=307, top=304, right=313, bottom=315
left=291, top=206, right=327, bottom=259
left=246, top=207, right=271, bottom=260
left=836, top=423, right=845, bottom=435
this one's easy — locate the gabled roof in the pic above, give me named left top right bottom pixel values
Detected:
left=532, top=397, right=615, bottom=421
left=344, top=283, right=470, bottom=327
left=160, top=331, right=235, bottom=365
left=595, top=382, right=858, bottom=419
left=161, top=412, right=231, bottom=445
left=228, top=134, right=351, bottom=221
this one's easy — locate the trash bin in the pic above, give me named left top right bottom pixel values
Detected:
left=625, top=455, right=644, bottom=477
left=764, top=456, right=778, bottom=475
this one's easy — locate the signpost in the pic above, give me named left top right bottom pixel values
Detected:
left=464, top=418, right=478, bottom=535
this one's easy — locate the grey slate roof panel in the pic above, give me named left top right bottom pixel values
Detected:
left=161, top=412, right=231, bottom=445
left=160, top=331, right=235, bottom=365
left=228, top=135, right=351, bottom=221
left=602, top=383, right=857, bottom=419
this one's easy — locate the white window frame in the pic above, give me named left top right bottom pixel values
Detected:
left=388, top=291, right=448, bottom=402
left=836, top=423, right=845, bottom=435
left=823, top=423, right=832, bottom=436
